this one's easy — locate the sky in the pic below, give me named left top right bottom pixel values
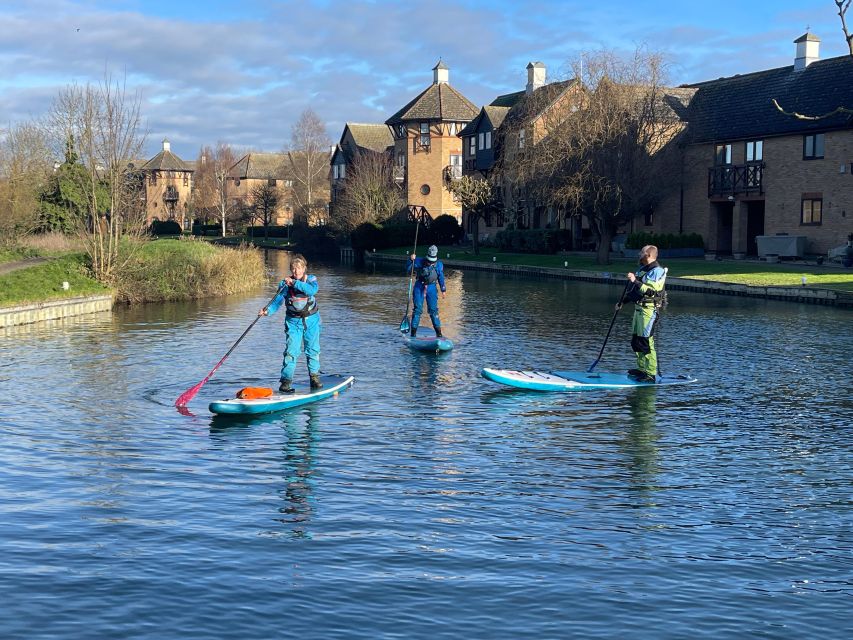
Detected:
left=0, top=0, right=848, bottom=161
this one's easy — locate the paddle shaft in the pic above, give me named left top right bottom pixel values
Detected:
left=401, top=220, right=421, bottom=322
left=587, top=281, right=631, bottom=373
left=175, top=287, right=282, bottom=407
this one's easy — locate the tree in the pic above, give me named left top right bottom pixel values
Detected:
left=248, top=182, right=280, bottom=239
left=210, top=142, right=236, bottom=237
left=501, top=49, right=683, bottom=264
left=286, top=109, right=331, bottom=226
left=837, top=0, right=853, bottom=54
left=0, top=121, right=53, bottom=245
left=332, top=150, right=403, bottom=235
left=46, top=75, right=147, bottom=279
left=191, top=145, right=219, bottom=224
left=447, top=175, right=500, bottom=255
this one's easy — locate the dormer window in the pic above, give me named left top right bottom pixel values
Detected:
left=485, top=131, right=492, bottom=149
left=478, top=132, right=485, bottom=150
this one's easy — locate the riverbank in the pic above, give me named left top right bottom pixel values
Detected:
left=367, top=249, right=853, bottom=308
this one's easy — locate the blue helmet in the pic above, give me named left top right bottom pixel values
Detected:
left=427, top=245, right=438, bottom=262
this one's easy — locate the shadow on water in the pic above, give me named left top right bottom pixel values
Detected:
left=208, top=405, right=320, bottom=539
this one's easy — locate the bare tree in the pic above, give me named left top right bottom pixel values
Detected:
left=500, top=49, right=683, bottom=264
left=332, top=150, right=403, bottom=234
left=248, top=182, right=280, bottom=239
left=838, top=0, right=853, bottom=54
left=47, top=75, right=147, bottom=280
left=210, top=142, right=236, bottom=237
left=191, top=145, right=219, bottom=224
left=0, top=121, right=53, bottom=245
left=447, top=175, right=500, bottom=255
left=286, top=109, right=331, bottom=226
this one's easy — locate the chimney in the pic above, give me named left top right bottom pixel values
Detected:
left=162, top=138, right=171, bottom=152
left=526, top=61, right=546, bottom=95
left=794, top=32, right=820, bottom=71
left=433, top=59, right=449, bottom=84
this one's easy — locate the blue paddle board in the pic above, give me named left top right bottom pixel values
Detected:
left=481, top=368, right=697, bottom=391
left=405, top=330, right=454, bottom=353
left=209, top=374, right=354, bottom=415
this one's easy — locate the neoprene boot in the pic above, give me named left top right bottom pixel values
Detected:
left=435, top=327, right=443, bottom=338
left=410, top=328, right=417, bottom=338
left=627, top=369, right=644, bottom=379
left=309, top=374, right=323, bottom=390
left=279, top=379, right=295, bottom=394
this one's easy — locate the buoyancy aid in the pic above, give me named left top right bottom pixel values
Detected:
left=417, top=263, right=439, bottom=285
left=285, top=279, right=318, bottom=317
left=624, top=261, right=667, bottom=308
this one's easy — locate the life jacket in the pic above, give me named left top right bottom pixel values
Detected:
left=418, top=262, right=439, bottom=285
left=624, top=262, right=667, bottom=308
left=285, top=281, right=318, bottom=317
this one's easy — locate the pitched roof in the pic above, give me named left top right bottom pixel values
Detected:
left=385, top=82, right=479, bottom=125
left=489, top=90, right=525, bottom=108
left=141, top=149, right=192, bottom=172
left=229, top=152, right=288, bottom=179
left=682, top=54, right=853, bottom=143
left=345, top=123, right=394, bottom=153
left=458, top=105, right=512, bottom=137
left=501, top=79, right=578, bottom=129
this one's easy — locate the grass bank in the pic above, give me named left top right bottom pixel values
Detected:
left=378, top=247, right=853, bottom=292
left=1, top=235, right=266, bottom=306
left=113, top=238, right=265, bottom=304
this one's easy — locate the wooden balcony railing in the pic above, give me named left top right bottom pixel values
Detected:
left=708, top=163, right=765, bottom=197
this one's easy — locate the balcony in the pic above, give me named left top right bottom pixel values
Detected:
left=444, top=164, right=462, bottom=182
left=708, top=163, right=765, bottom=197
left=413, top=136, right=431, bottom=154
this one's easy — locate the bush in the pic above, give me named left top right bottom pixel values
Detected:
left=191, top=223, right=221, bottom=236
left=246, top=225, right=290, bottom=238
left=492, top=229, right=559, bottom=253
left=149, top=219, right=182, bottom=236
left=626, top=231, right=704, bottom=250
left=429, top=214, right=464, bottom=245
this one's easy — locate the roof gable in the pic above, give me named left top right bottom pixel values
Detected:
left=141, top=149, right=192, bottom=172
left=386, top=82, right=478, bottom=125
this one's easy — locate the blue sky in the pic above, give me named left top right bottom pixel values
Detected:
left=0, top=0, right=847, bottom=160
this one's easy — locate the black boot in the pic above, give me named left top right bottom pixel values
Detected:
left=435, top=327, right=443, bottom=338
left=278, top=379, right=295, bottom=394
left=309, top=374, right=323, bottom=390
left=627, top=368, right=644, bottom=379
left=410, top=327, right=417, bottom=338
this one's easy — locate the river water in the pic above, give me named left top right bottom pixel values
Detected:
left=1, top=250, right=851, bottom=639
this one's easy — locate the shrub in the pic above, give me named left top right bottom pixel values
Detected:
left=150, top=219, right=182, bottom=236
left=626, top=231, right=704, bottom=250
left=428, top=214, right=464, bottom=245
left=246, top=225, right=290, bottom=238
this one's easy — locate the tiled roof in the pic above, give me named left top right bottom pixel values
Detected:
left=458, top=106, right=511, bottom=137
left=229, top=153, right=288, bottom=179
left=386, top=82, right=479, bottom=125
left=501, top=79, right=578, bottom=129
left=489, top=90, right=525, bottom=108
left=345, top=123, right=394, bottom=153
left=682, top=54, right=853, bottom=143
left=141, top=149, right=192, bottom=172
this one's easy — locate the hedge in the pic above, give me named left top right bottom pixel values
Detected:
left=625, top=231, right=704, bottom=250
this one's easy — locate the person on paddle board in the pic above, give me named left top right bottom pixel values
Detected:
left=407, top=244, right=446, bottom=338
left=259, top=254, right=322, bottom=393
left=617, top=244, right=667, bottom=383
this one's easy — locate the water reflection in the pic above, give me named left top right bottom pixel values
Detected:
left=621, top=387, right=660, bottom=492
left=209, top=406, right=319, bottom=539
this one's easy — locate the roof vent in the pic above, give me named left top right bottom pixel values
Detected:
left=162, top=138, right=171, bottom=152
left=433, top=59, right=449, bottom=85
left=526, top=61, right=546, bottom=95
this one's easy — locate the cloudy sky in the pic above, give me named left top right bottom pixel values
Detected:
left=0, top=0, right=847, bottom=160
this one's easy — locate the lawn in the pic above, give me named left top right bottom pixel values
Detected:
left=0, top=253, right=109, bottom=306
left=378, top=247, right=853, bottom=292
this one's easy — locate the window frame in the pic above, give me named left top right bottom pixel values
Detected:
left=803, top=133, right=825, bottom=160
left=800, top=197, right=822, bottom=226
left=714, top=143, right=732, bottom=166
left=745, top=140, right=763, bottom=163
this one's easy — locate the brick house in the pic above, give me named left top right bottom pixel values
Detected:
left=329, top=123, right=395, bottom=216
left=228, top=152, right=295, bottom=226
left=140, top=139, right=193, bottom=227
left=651, top=33, right=853, bottom=257
left=385, top=60, right=479, bottom=222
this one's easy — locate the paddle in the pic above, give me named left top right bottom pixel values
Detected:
left=587, top=281, right=632, bottom=374
left=399, top=219, right=421, bottom=333
left=175, top=285, right=284, bottom=408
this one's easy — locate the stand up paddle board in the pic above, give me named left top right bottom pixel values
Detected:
left=405, top=330, right=454, bottom=353
left=209, top=374, right=354, bottom=415
left=481, top=368, right=697, bottom=391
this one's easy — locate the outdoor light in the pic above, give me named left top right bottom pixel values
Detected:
left=564, top=261, right=568, bottom=267
left=493, top=256, right=496, bottom=262
left=61, top=281, right=70, bottom=290
left=801, top=276, right=807, bottom=287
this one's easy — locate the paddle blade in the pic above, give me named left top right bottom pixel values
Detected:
left=399, top=316, right=410, bottom=333
left=175, top=379, right=205, bottom=408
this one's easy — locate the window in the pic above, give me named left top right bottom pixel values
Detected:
left=714, top=143, right=732, bottom=165
left=518, top=129, right=526, bottom=149
left=803, top=133, right=825, bottom=159
left=468, top=137, right=476, bottom=156
left=485, top=131, right=492, bottom=149
left=332, top=165, right=338, bottom=179
left=268, top=178, right=277, bottom=186
left=644, top=210, right=654, bottom=226
left=420, top=184, right=431, bottom=195
left=183, top=174, right=189, bottom=186
left=478, top=132, right=485, bottom=150
left=801, top=197, right=822, bottom=225
left=339, top=164, right=345, bottom=179
left=149, top=173, right=157, bottom=186
left=420, top=122, right=430, bottom=148
left=284, top=179, right=293, bottom=187
left=745, top=140, right=763, bottom=162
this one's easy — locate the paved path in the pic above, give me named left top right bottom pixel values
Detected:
left=0, top=257, right=49, bottom=276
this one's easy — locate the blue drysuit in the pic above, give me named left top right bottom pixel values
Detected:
left=266, top=275, right=321, bottom=382
left=407, top=258, right=446, bottom=332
